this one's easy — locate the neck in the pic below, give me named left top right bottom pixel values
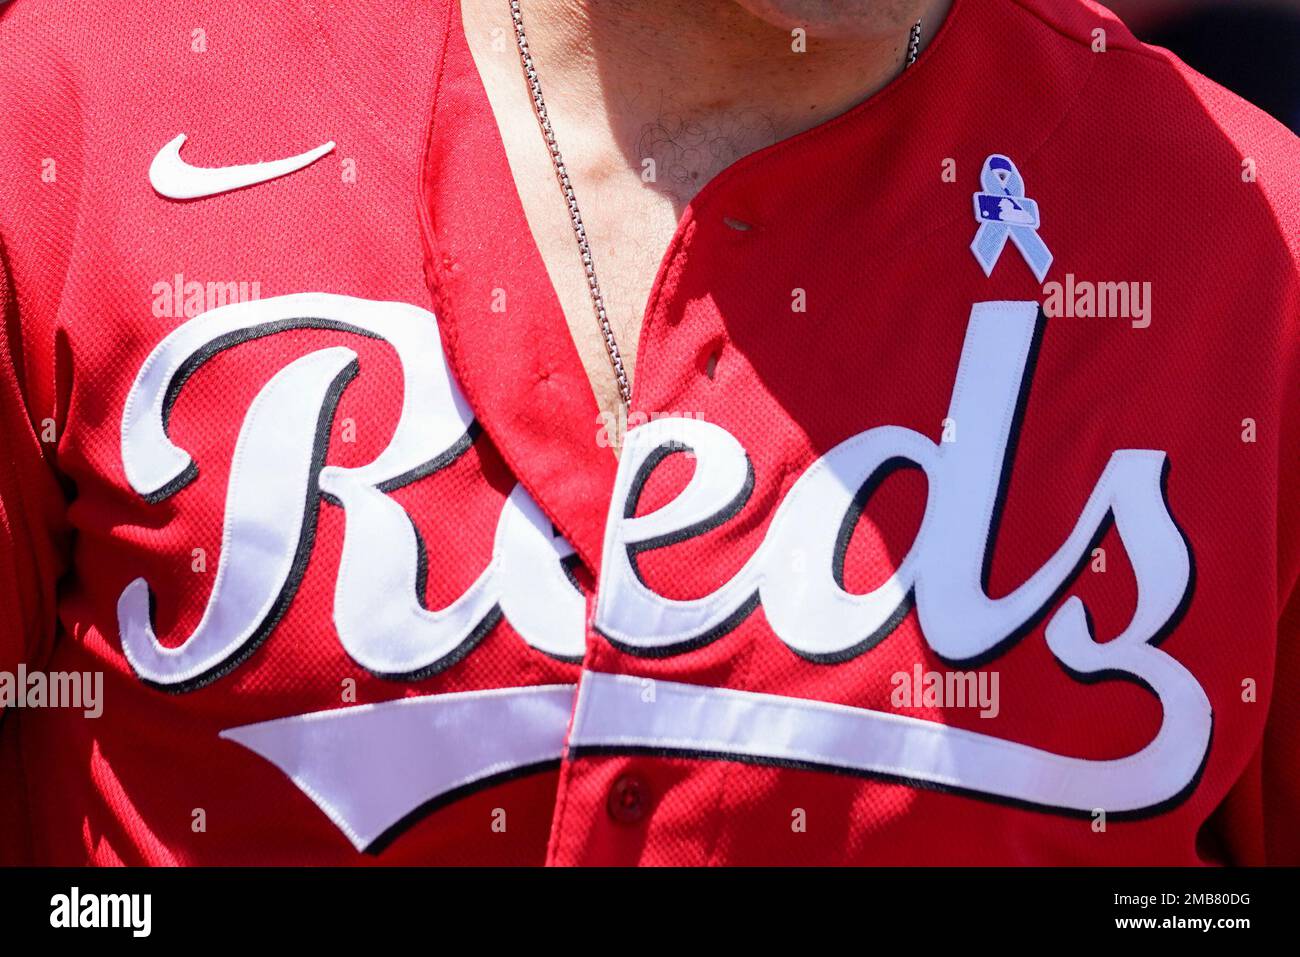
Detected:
left=519, top=0, right=951, bottom=131
left=509, top=0, right=953, bottom=203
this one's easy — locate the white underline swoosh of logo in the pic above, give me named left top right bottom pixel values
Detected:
left=149, top=133, right=335, bottom=200
left=220, top=685, right=577, bottom=852
left=568, top=670, right=1212, bottom=817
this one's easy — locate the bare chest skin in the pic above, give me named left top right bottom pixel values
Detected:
left=461, top=6, right=791, bottom=444
left=460, top=1, right=926, bottom=445
left=463, top=12, right=665, bottom=436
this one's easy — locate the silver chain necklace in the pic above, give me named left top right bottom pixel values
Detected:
left=509, top=1, right=923, bottom=409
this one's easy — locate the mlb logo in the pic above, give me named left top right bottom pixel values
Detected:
left=974, top=192, right=1041, bottom=228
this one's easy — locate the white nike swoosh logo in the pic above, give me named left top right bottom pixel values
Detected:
left=149, top=133, right=335, bottom=200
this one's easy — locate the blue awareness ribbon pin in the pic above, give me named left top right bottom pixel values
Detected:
left=970, top=154, right=1053, bottom=282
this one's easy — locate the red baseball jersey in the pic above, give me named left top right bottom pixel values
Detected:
left=1, top=0, right=1298, bottom=865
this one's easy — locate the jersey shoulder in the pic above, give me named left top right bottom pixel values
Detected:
left=1009, top=0, right=1300, bottom=265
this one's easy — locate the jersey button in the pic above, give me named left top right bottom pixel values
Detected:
left=606, top=773, right=651, bottom=825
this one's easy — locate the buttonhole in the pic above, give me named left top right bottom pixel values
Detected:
left=723, top=216, right=752, bottom=232
left=702, top=344, right=722, bottom=380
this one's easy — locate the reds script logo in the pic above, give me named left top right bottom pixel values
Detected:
left=117, top=293, right=1211, bottom=852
